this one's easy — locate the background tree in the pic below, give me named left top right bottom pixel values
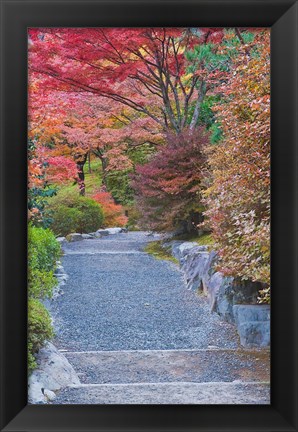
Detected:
left=131, top=128, right=209, bottom=232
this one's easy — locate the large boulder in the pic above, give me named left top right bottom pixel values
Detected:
left=163, top=241, right=207, bottom=263
left=56, top=236, right=67, bottom=245
left=96, top=227, right=126, bottom=236
left=167, top=241, right=186, bottom=260
left=28, top=342, right=80, bottom=404
left=105, top=227, right=124, bottom=235
left=54, top=262, right=64, bottom=275
left=233, top=305, right=270, bottom=347
left=89, top=232, right=102, bottom=238
left=212, top=278, right=261, bottom=323
left=176, top=242, right=203, bottom=263
left=210, top=273, right=235, bottom=322
left=65, top=233, right=84, bottom=242
left=81, top=233, right=94, bottom=239
left=181, top=249, right=210, bottom=292
left=230, top=279, right=261, bottom=305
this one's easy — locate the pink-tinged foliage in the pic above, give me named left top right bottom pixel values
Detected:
left=28, top=27, right=225, bottom=134
left=202, top=31, right=270, bottom=298
left=131, top=128, right=209, bottom=231
left=92, top=190, right=128, bottom=227
left=46, top=156, right=78, bottom=184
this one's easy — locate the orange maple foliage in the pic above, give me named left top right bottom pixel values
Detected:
left=92, top=190, right=128, bottom=227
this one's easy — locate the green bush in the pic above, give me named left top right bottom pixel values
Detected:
left=28, top=225, right=61, bottom=299
left=49, top=205, right=80, bottom=237
left=28, top=224, right=61, bottom=272
left=28, top=298, right=54, bottom=372
left=47, top=191, right=104, bottom=236
left=28, top=225, right=60, bottom=373
left=74, top=197, right=104, bottom=233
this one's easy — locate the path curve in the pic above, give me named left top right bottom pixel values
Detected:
left=50, top=231, right=239, bottom=351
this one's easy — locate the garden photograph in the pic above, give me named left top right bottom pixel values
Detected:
left=27, top=27, right=270, bottom=405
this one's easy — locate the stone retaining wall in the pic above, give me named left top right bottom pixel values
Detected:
left=164, top=240, right=270, bottom=348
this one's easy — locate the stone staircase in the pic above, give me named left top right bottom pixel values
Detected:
left=53, top=348, right=270, bottom=404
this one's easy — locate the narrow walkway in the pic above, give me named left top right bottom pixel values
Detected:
left=49, top=232, right=270, bottom=404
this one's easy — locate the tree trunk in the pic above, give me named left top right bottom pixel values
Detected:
left=100, top=155, right=108, bottom=187
left=88, top=150, right=91, bottom=173
left=75, top=153, right=88, bottom=196
left=189, top=82, right=207, bottom=130
left=93, top=148, right=108, bottom=187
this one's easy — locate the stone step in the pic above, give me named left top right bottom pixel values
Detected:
left=53, top=381, right=270, bottom=404
left=62, top=348, right=270, bottom=385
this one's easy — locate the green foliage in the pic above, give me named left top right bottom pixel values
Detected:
left=28, top=225, right=60, bottom=372
left=49, top=205, right=80, bottom=237
left=29, top=268, right=57, bottom=300
left=73, top=197, right=104, bottom=233
left=170, top=232, right=214, bottom=247
left=196, top=233, right=215, bottom=246
left=186, top=42, right=229, bottom=76
left=125, top=205, right=142, bottom=230
left=52, top=158, right=103, bottom=197
left=144, top=241, right=178, bottom=264
left=241, top=31, right=255, bottom=44
left=106, top=169, right=134, bottom=205
left=28, top=225, right=61, bottom=273
left=209, top=122, right=223, bottom=144
left=197, top=96, right=217, bottom=128
left=28, top=225, right=61, bottom=299
left=28, top=299, right=54, bottom=372
left=106, top=143, right=156, bottom=206
left=47, top=189, right=104, bottom=236
left=28, top=139, right=57, bottom=228
left=28, top=224, right=61, bottom=372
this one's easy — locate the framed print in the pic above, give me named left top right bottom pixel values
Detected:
left=0, top=0, right=297, bottom=431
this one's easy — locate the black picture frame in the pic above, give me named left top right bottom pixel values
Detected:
left=0, top=0, right=297, bottom=430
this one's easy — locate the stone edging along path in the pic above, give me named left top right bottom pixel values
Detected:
left=28, top=229, right=270, bottom=404
left=162, top=240, right=270, bottom=348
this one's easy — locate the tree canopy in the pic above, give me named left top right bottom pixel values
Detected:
left=28, top=27, right=271, bottom=300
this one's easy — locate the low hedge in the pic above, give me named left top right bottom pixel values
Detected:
left=28, top=225, right=61, bottom=299
left=28, top=225, right=60, bottom=373
left=28, top=298, right=54, bottom=372
left=46, top=191, right=104, bottom=236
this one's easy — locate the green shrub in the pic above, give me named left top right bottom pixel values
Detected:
left=74, top=197, right=104, bottom=233
left=49, top=205, right=80, bottom=237
left=28, top=224, right=61, bottom=272
left=28, top=298, right=54, bottom=373
left=28, top=225, right=60, bottom=373
left=28, top=225, right=61, bottom=299
left=29, top=268, right=57, bottom=300
left=46, top=190, right=104, bottom=236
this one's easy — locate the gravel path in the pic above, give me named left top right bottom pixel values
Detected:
left=47, top=231, right=270, bottom=404
left=49, top=232, right=240, bottom=351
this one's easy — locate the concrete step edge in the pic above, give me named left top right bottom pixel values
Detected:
left=68, top=381, right=270, bottom=389
left=60, top=348, right=270, bottom=355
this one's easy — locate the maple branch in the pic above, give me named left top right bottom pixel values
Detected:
left=31, top=66, right=165, bottom=128
left=96, top=28, right=126, bottom=63
left=234, top=28, right=251, bottom=55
